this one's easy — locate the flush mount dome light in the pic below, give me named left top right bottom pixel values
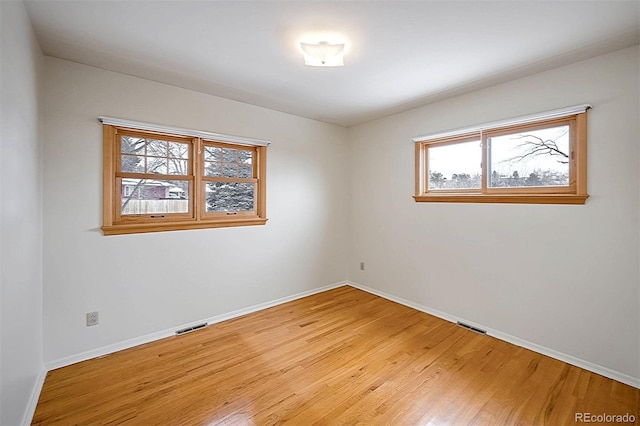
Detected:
left=300, top=41, right=345, bottom=67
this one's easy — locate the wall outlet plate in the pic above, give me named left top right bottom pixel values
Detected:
left=86, top=311, right=99, bottom=327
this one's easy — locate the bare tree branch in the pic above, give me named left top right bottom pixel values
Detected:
left=505, top=130, right=569, bottom=165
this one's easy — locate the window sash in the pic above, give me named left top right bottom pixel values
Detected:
left=484, top=118, right=575, bottom=195
left=200, top=140, right=259, bottom=218
left=114, top=130, right=196, bottom=223
left=424, top=136, right=482, bottom=192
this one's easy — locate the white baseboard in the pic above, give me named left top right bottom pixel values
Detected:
left=45, top=281, right=348, bottom=371
left=347, top=281, right=640, bottom=389
left=43, top=278, right=640, bottom=390
left=21, top=367, right=47, bottom=426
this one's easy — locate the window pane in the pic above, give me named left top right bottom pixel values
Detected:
left=488, top=125, right=570, bottom=188
left=206, top=182, right=255, bottom=212
left=239, top=164, right=253, bottom=178
left=428, top=141, right=482, bottom=190
left=204, top=162, right=220, bottom=177
left=121, top=155, right=145, bottom=173
left=238, top=149, right=253, bottom=164
left=168, top=142, right=189, bottom=159
left=222, top=148, right=237, bottom=162
left=223, top=164, right=238, bottom=178
left=146, top=157, right=167, bottom=174
left=121, top=179, right=189, bottom=215
left=167, top=159, right=188, bottom=175
left=204, top=146, right=222, bottom=161
left=121, top=136, right=145, bottom=155
left=146, top=140, right=167, bottom=157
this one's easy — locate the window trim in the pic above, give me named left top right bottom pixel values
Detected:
left=102, top=122, right=267, bottom=236
left=414, top=110, right=589, bottom=205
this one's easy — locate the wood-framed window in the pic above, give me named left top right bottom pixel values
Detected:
left=101, top=119, right=267, bottom=235
left=414, top=107, right=589, bottom=205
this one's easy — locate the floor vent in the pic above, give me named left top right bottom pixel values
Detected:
left=175, top=323, right=208, bottom=335
left=457, top=322, right=487, bottom=334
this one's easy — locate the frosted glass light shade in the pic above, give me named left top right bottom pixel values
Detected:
left=300, top=42, right=345, bottom=67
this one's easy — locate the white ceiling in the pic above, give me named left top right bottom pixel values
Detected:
left=24, top=0, right=640, bottom=127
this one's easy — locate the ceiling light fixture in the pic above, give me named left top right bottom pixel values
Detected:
left=300, top=41, right=345, bottom=67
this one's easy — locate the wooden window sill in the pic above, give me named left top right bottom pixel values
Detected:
left=413, top=194, right=589, bottom=205
left=102, top=218, right=268, bottom=236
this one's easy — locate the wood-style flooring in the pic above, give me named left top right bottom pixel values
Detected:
left=33, top=286, right=639, bottom=425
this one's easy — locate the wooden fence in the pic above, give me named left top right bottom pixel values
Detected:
left=122, top=200, right=188, bottom=215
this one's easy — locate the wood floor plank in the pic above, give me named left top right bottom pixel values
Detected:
left=32, top=287, right=639, bottom=425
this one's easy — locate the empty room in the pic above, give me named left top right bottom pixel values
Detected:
left=1, top=0, right=639, bottom=424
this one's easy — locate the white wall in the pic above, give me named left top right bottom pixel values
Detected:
left=348, top=46, right=640, bottom=382
left=0, top=1, right=45, bottom=424
left=42, top=58, right=350, bottom=363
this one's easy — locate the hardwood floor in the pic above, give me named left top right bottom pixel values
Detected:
left=33, top=286, right=638, bottom=425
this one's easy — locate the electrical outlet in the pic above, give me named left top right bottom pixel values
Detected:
left=86, top=311, right=99, bottom=327
left=360, top=262, right=365, bottom=271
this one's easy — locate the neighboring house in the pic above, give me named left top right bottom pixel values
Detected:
left=122, top=178, right=186, bottom=200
